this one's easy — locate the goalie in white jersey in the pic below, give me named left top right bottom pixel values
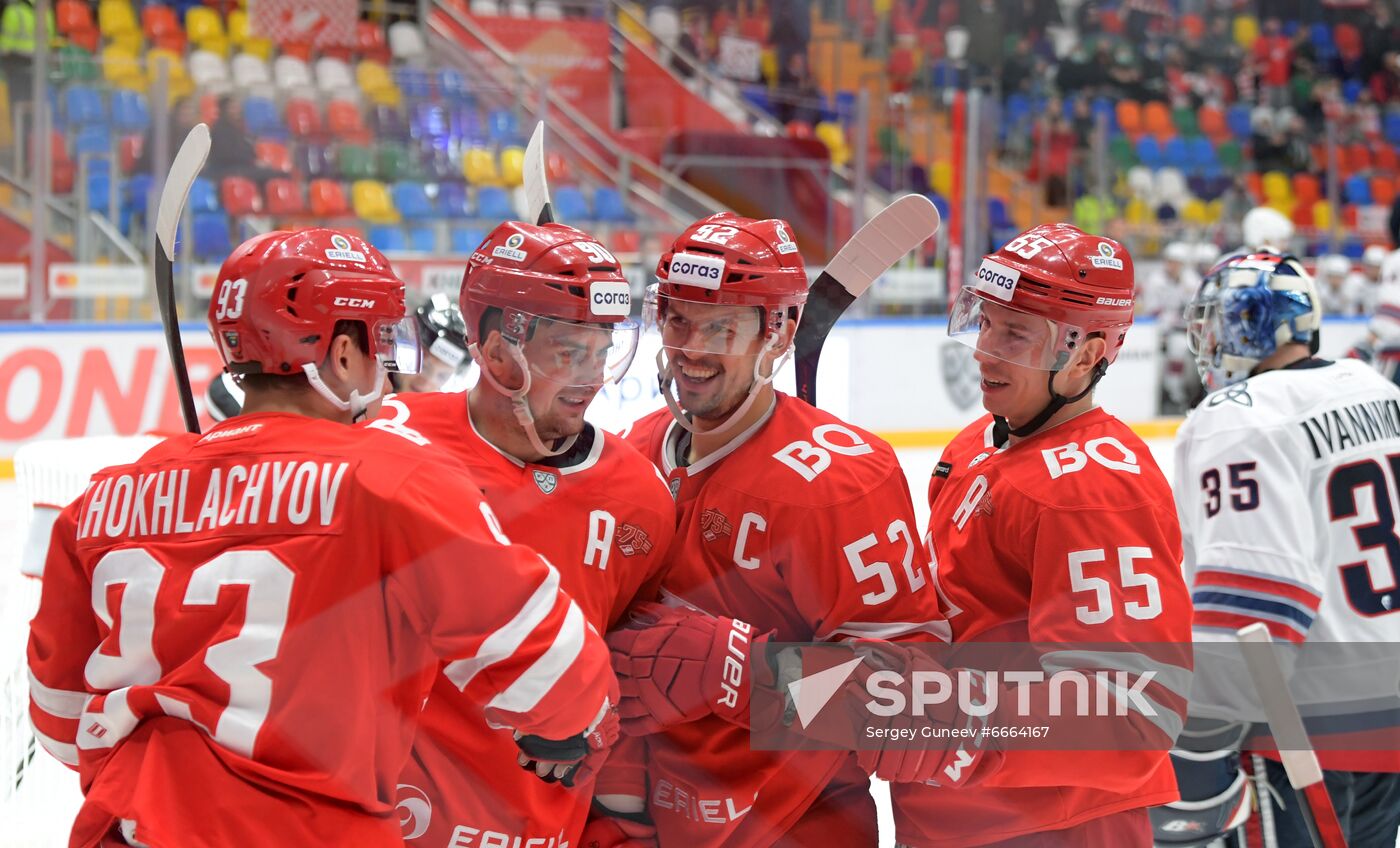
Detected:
left=1155, top=251, right=1400, bottom=848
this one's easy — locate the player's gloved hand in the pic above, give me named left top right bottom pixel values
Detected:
left=514, top=698, right=620, bottom=788
left=839, top=640, right=1002, bottom=787
left=606, top=602, right=775, bottom=734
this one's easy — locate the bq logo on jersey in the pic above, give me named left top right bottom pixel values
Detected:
left=492, top=233, right=529, bottom=262
left=1090, top=242, right=1124, bottom=271
left=325, top=234, right=367, bottom=264
left=589, top=281, right=632, bottom=317
left=973, top=258, right=1020, bottom=302
left=668, top=252, right=727, bottom=289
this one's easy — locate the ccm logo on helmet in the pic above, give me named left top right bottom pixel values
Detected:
left=333, top=297, right=376, bottom=308
left=667, top=252, right=727, bottom=290
left=589, top=281, right=632, bottom=317
left=973, top=258, right=1021, bottom=302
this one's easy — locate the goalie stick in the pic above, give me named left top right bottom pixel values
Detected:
left=1235, top=623, right=1348, bottom=848
left=524, top=121, right=555, bottom=226
left=154, top=122, right=212, bottom=435
left=794, top=195, right=940, bottom=405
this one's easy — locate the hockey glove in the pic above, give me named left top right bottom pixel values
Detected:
left=515, top=698, right=620, bottom=788
left=606, top=602, right=776, bottom=734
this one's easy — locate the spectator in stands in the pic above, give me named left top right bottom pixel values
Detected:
left=1253, top=17, right=1293, bottom=107
left=135, top=96, right=200, bottom=175
left=772, top=53, right=823, bottom=126
left=1200, top=14, right=1243, bottom=74
left=1389, top=188, right=1400, bottom=247
left=769, top=0, right=811, bottom=86
left=1055, top=44, right=1102, bottom=94
left=0, top=0, right=50, bottom=110
left=207, top=95, right=283, bottom=185
left=964, top=0, right=1004, bottom=81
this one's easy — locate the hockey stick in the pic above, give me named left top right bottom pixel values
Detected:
left=794, top=194, right=941, bottom=406
left=1235, top=623, right=1348, bottom=848
left=524, top=121, right=555, bottom=225
left=153, top=122, right=211, bottom=435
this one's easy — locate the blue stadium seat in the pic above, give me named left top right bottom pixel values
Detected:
left=437, top=181, right=471, bottom=218
left=73, top=126, right=110, bottom=156
left=110, top=90, right=149, bottom=133
left=412, top=102, right=450, bottom=145
left=741, top=86, right=772, bottom=116
left=63, top=85, right=104, bottom=128
left=192, top=213, right=232, bottom=261
left=1344, top=174, right=1372, bottom=205
left=1226, top=105, right=1252, bottom=140
left=438, top=68, right=470, bottom=100
left=552, top=185, right=590, bottom=221
left=392, top=181, right=434, bottom=219
left=1343, top=79, right=1363, bottom=103
left=188, top=178, right=220, bottom=213
left=834, top=90, right=857, bottom=124
left=451, top=105, right=481, bottom=144
left=1136, top=136, right=1163, bottom=170
left=1162, top=137, right=1190, bottom=170
left=476, top=185, right=514, bottom=220
left=1091, top=96, right=1116, bottom=132
left=451, top=226, right=486, bottom=254
left=395, top=66, right=433, bottom=100
left=1342, top=238, right=1365, bottom=259
left=1187, top=136, right=1218, bottom=171
left=242, top=96, right=284, bottom=138
left=86, top=172, right=112, bottom=209
left=988, top=197, right=1013, bottom=231
left=1385, top=112, right=1400, bottom=145
left=487, top=109, right=519, bottom=144
left=407, top=225, right=436, bottom=253
left=592, top=187, right=632, bottom=223
left=1309, top=23, right=1336, bottom=60
left=368, top=225, right=406, bottom=252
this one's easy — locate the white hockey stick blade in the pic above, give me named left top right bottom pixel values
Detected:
left=823, top=194, right=941, bottom=298
left=154, top=122, right=211, bottom=259
left=1236, top=623, right=1348, bottom=848
left=524, top=121, right=554, bottom=225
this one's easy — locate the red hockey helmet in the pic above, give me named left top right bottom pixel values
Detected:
left=647, top=213, right=809, bottom=355
left=461, top=221, right=639, bottom=389
left=209, top=228, right=420, bottom=376
left=948, top=223, right=1136, bottom=370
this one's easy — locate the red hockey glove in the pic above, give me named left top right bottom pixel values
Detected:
left=515, top=698, right=620, bottom=788
left=606, top=603, right=775, bottom=734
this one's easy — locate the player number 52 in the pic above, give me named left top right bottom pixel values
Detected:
left=844, top=519, right=927, bottom=605
left=1067, top=546, right=1162, bottom=625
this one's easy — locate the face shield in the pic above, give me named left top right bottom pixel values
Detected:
left=644, top=284, right=781, bottom=356
left=947, top=287, right=1089, bottom=371
left=512, top=311, right=640, bottom=389
left=374, top=315, right=423, bottom=375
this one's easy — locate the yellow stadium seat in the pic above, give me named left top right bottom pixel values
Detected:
left=242, top=36, right=274, bottom=60
left=1232, top=15, right=1258, bottom=50
left=356, top=60, right=401, bottom=107
left=815, top=121, right=849, bottom=167
left=616, top=2, right=651, bottom=46
left=499, top=146, right=525, bottom=187
left=760, top=47, right=777, bottom=84
left=1182, top=199, right=1209, bottom=226
left=101, top=44, right=143, bottom=86
left=228, top=8, right=248, bottom=45
left=1262, top=170, right=1292, bottom=205
left=1126, top=197, right=1152, bottom=225
left=109, top=29, right=142, bottom=54
left=1313, top=200, right=1333, bottom=231
left=1205, top=200, right=1223, bottom=223
left=186, top=6, right=226, bottom=51
left=98, top=0, right=137, bottom=37
left=352, top=179, right=399, bottom=224
left=930, top=160, right=952, bottom=197
left=462, top=147, right=500, bottom=185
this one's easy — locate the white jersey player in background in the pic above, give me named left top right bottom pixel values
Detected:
left=1155, top=251, right=1400, bottom=847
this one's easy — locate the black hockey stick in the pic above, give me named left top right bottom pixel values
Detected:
left=794, top=195, right=941, bottom=406
left=1236, top=624, right=1348, bottom=848
left=153, top=123, right=211, bottom=435
left=524, top=121, right=555, bottom=225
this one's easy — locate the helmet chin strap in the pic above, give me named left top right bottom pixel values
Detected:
left=467, top=342, right=578, bottom=459
left=994, top=360, right=1107, bottom=442
left=657, top=335, right=786, bottom=436
left=302, top=362, right=384, bottom=423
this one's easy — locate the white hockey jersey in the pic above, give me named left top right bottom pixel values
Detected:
left=1175, top=358, right=1400, bottom=771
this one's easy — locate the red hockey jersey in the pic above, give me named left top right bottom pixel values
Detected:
left=892, top=410, right=1193, bottom=848
left=26, top=412, right=613, bottom=848
left=622, top=393, right=947, bottom=848
left=375, top=392, right=676, bottom=848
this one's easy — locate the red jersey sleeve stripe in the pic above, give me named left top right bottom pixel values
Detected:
left=1194, top=567, right=1322, bottom=610
left=1194, top=610, right=1308, bottom=643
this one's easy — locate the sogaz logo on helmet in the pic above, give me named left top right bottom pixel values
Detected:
left=974, top=258, right=1020, bottom=302
left=1090, top=242, right=1124, bottom=271
left=590, top=280, right=632, bottom=317
left=325, top=233, right=368, bottom=264
left=667, top=252, right=726, bottom=290
left=492, top=232, right=529, bottom=262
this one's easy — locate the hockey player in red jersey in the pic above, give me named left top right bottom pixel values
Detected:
left=891, top=224, right=1194, bottom=847
left=25, top=229, right=618, bottom=848
left=593, top=213, right=955, bottom=848
left=385, top=221, right=676, bottom=848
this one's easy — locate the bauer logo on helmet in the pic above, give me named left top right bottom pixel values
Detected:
left=589, top=280, right=632, bottom=317
left=667, top=252, right=727, bottom=290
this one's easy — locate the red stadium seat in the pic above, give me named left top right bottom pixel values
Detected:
left=119, top=134, right=142, bottom=173
left=57, top=0, right=95, bottom=37
left=1345, top=143, right=1372, bottom=175
left=1143, top=101, right=1174, bottom=141
left=546, top=152, right=572, bottom=184
left=308, top=179, right=349, bottom=217
left=356, top=20, right=391, bottom=64
left=611, top=229, right=641, bottom=254
left=326, top=100, right=368, bottom=142
left=1376, top=145, right=1398, bottom=173
left=284, top=98, right=321, bottom=138
left=51, top=131, right=73, bottom=193
left=1291, top=173, right=1320, bottom=205
left=1197, top=106, right=1227, bottom=141
left=1372, top=176, right=1396, bottom=208
left=1290, top=200, right=1314, bottom=228
left=1334, top=24, right=1362, bottom=61
left=1244, top=171, right=1263, bottom=204
left=264, top=177, right=306, bottom=215
left=1116, top=100, right=1143, bottom=138
left=220, top=176, right=261, bottom=215
left=142, top=5, right=185, bottom=52
left=254, top=139, right=291, bottom=173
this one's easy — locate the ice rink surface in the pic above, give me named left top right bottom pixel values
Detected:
left=0, top=437, right=1178, bottom=847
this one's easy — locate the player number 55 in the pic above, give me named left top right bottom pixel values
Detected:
left=1067, top=546, right=1161, bottom=625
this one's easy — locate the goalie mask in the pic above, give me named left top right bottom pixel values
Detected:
left=461, top=221, right=640, bottom=456
left=1186, top=251, right=1321, bottom=392
left=646, top=213, right=809, bottom=434
left=208, top=228, right=421, bottom=422
left=399, top=292, right=473, bottom=392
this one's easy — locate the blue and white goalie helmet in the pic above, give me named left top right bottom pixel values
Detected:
left=1185, top=251, right=1321, bottom=392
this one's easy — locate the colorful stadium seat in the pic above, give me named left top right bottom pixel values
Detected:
left=284, top=98, right=321, bottom=137
left=436, top=182, right=471, bottom=218
left=461, top=146, right=499, bottom=185
left=192, top=212, right=232, bottom=260
left=451, top=226, right=486, bottom=254
left=498, top=146, right=525, bottom=187
left=264, top=177, right=306, bottom=215
left=309, top=179, right=349, bottom=216
left=351, top=179, right=399, bottom=223
left=475, top=185, right=514, bottom=219
left=552, top=186, right=590, bottom=220
left=220, top=176, right=261, bottom=215
left=593, top=187, right=632, bottom=223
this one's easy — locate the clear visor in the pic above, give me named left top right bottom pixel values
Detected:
left=375, top=315, right=422, bottom=374
left=644, top=283, right=785, bottom=356
left=1184, top=277, right=1222, bottom=357
left=517, top=311, right=640, bottom=389
left=946, top=287, right=1083, bottom=370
